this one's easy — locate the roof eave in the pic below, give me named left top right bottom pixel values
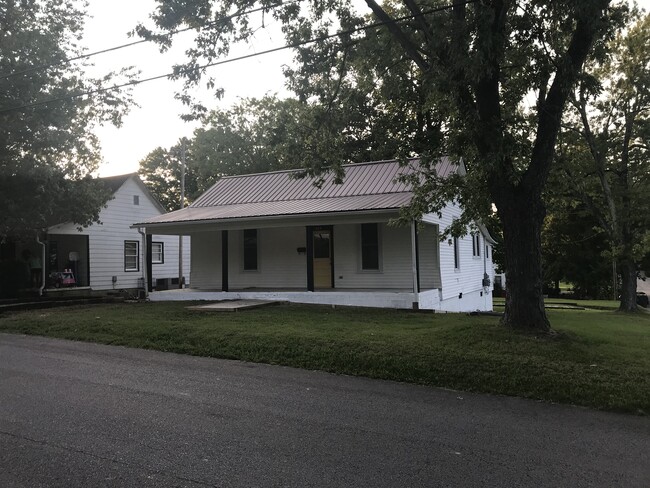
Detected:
left=130, top=207, right=403, bottom=230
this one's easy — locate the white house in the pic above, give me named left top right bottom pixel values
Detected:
left=133, top=159, right=495, bottom=311
left=46, top=174, right=190, bottom=292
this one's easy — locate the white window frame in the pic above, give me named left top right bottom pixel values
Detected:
left=124, top=240, right=139, bottom=272
left=152, top=242, right=164, bottom=264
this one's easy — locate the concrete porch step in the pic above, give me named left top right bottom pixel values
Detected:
left=186, top=300, right=281, bottom=312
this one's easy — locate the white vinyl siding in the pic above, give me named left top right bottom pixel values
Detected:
left=423, top=202, right=491, bottom=301
left=48, top=177, right=191, bottom=290
left=333, top=223, right=413, bottom=289
left=229, top=227, right=306, bottom=289
left=189, top=231, right=221, bottom=290
left=418, top=223, right=442, bottom=290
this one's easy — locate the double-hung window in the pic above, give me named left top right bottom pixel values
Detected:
left=243, top=229, right=258, bottom=271
left=453, top=237, right=460, bottom=270
left=124, top=241, right=139, bottom=272
left=472, top=234, right=481, bottom=257
left=360, top=223, right=380, bottom=271
left=152, top=242, right=164, bottom=264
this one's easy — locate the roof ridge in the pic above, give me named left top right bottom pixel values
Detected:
left=218, top=158, right=412, bottom=181
left=189, top=189, right=413, bottom=208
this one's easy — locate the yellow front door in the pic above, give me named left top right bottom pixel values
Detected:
left=313, top=229, right=332, bottom=289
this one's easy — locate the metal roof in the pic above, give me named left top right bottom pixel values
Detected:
left=135, top=158, right=457, bottom=227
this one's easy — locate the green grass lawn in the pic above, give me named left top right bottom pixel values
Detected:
left=1, top=302, right=648, bottom=414
left=493, top=296, right=622, bottom=310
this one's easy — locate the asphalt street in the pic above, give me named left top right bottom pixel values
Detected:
left=0, top=333, right=648, bottom=487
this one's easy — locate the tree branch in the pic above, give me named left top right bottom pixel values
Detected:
left=523, top=1, right=611, bottom=194
left=364, top=0, right=429, bottom=71
left=401, top=0, right=434, bottom=45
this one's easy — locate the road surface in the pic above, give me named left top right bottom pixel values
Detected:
left=1, top=333, right=648, bottom=487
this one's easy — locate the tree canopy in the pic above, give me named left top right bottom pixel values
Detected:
left=557, top=12, right=650, bottom=311
left=140, top=0, right=625, bottom=331
left=0, top=0, right=134, bottom=239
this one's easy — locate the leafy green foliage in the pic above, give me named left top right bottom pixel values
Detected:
left=542, top=199, right=612, bottom=299
left=0, top=0, right=135, bottom=238
left=139, top=93, right=408, bottom=206
left=139, top=0, right=626, bottom=330
left=557, top=12, right=650, bottom=309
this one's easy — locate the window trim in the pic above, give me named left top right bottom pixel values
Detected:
left=151, top=241, right=164, bottom=264
left=359, top=223, right=382, bottom=272
left=124, top=240, right=140, bottom=272
left=133, top=195, right=140, bottom=205
left=242, top=228, right=259, bottom=272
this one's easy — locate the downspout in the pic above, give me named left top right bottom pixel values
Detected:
left=483, top=239, right=492, bottom=310
left=36, top=231, right=46, bottom=296
left=138, top=227, right=148, bottom=298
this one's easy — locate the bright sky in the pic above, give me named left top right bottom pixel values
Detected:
left=85, top=0, right=295, bottom=177
left=84, top=0, right=648, bottom=177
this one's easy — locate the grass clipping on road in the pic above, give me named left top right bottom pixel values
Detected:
left=1, top=302, right=648, bottom=414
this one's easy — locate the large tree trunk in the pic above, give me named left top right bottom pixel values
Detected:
left=618, top=257, right=638, bottom=312
left=500, top=192, right=552, bottom=333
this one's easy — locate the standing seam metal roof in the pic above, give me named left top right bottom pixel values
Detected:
left=191, top=158, right=454, bottom=208
left=134, top=158, right=457, bottom=227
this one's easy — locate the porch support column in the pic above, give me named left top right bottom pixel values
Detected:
left=221, top=230, right=229, bottom=292
left=306, top=226, right=314, bottom=291
left=411, top=221, right=420, bottom=309
left=146, top=234, right=153, bottom=292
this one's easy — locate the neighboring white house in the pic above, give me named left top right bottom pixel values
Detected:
left=46, top=174, right=190, bottom=292
left=133, top=159, right=495, bottom=311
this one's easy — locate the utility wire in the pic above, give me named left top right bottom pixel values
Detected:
left=0, top=0, right=477, bottom=115
left=0, top=0, right=302, bottom=81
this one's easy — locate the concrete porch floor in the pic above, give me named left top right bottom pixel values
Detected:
left=149, top=287, right=425, bottom=310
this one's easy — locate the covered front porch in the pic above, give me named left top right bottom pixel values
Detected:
left=141, top=211, right=443, bottom=310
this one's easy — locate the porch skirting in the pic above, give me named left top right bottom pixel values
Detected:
left=149, top=288, right=442, bottom=310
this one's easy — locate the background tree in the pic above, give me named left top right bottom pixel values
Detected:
left=541, top=197, right=612, bottom=300
left=0, top=0, right=134, bottom=239
left=559, top=12, right=650, bottom=311
left=141, top=0, right=624, bottom=332
left=140, top=93, right=406, bottom=205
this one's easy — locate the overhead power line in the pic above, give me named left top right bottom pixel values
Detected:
left=0, top=0, right=302, bottom=81
left=0, top=0, right=477, bottom=115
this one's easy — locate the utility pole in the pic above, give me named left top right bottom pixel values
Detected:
left=179, top=139, right=186, bottom=289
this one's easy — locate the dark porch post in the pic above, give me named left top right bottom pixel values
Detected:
left=221, top=230, right=229, bottom=292
left=306, top=226, right=314, bottom=291
left=410, top=221, right=420, bottom=309
left=146, top=234, right=153, bottom=292
left=414, top=223, right=420, bottom=292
